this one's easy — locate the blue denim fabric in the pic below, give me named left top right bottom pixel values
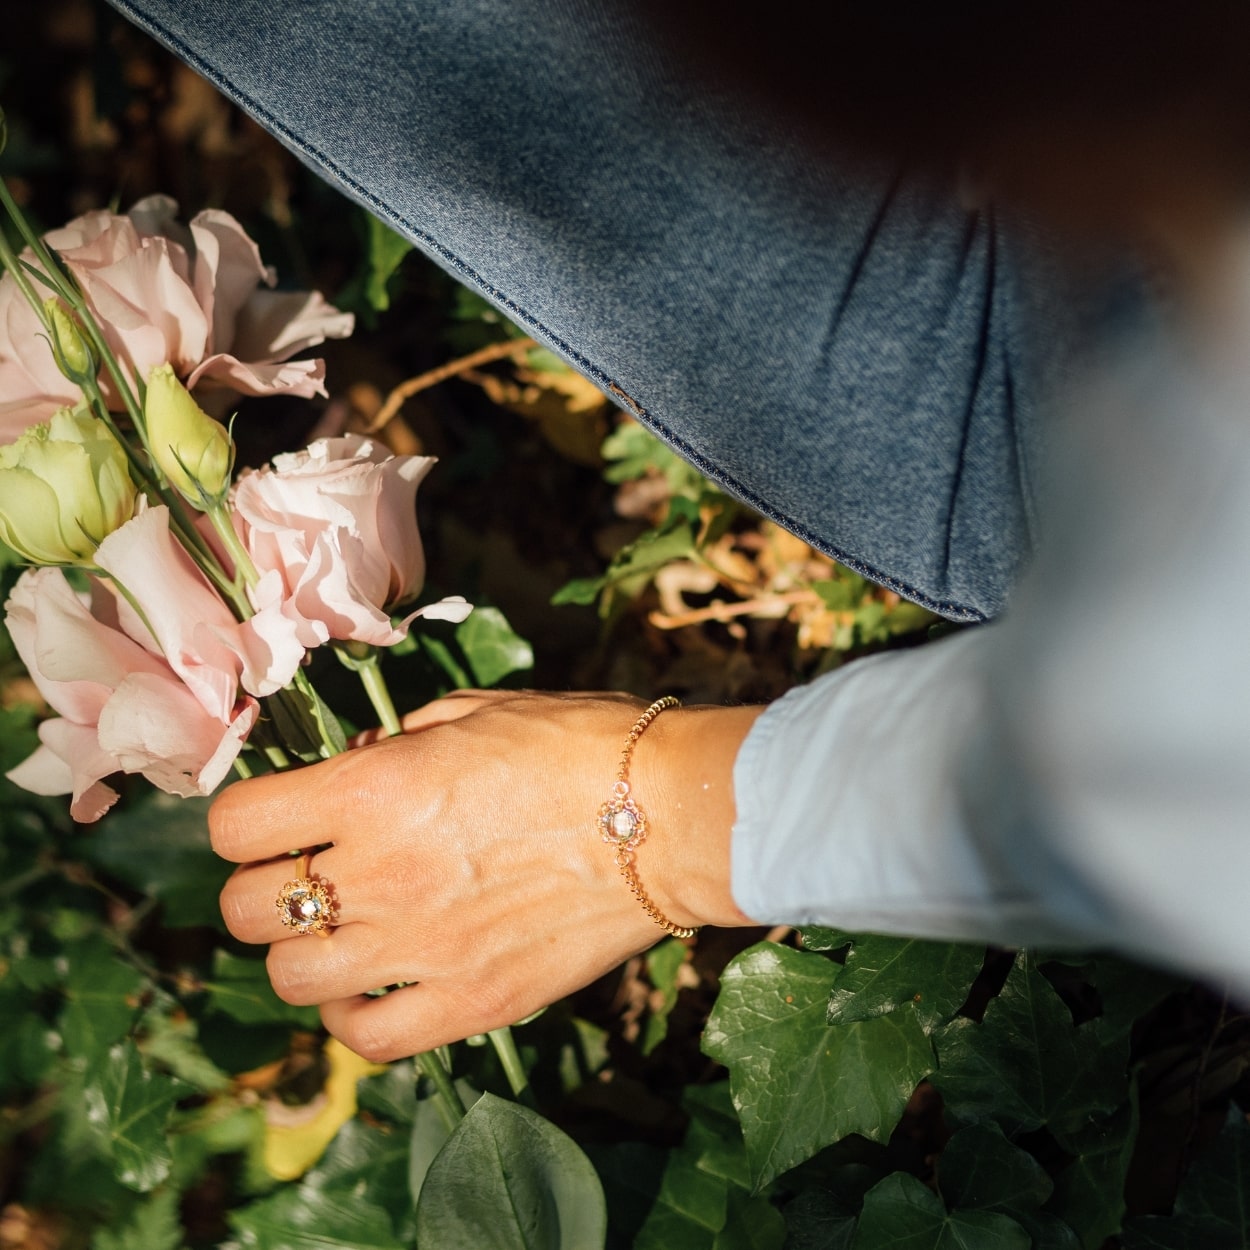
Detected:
left=106, top=0, right=1103, bottom=620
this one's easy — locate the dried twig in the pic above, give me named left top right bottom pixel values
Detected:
left=648, top=589, right=827, bottom=630
left=367, top=336, right=537, bottom=432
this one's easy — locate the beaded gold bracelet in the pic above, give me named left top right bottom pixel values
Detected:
left=597, top=696, right=699, bottom=939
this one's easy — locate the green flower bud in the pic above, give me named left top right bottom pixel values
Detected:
left=0, top=407, right=137, bottom=565
left=42, top=297, right=97, bottom=386
left=144, top=363, right=233, bottom=507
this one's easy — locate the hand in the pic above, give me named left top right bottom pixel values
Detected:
left=209, top=690, right=762, bottom=1060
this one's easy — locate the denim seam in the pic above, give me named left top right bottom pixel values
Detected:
left=106, top=0, right=989, bottom=625
left=939, top=210, right=995, bottom=585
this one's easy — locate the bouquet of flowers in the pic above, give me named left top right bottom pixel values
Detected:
left=0, top=119, right=470, bottom=825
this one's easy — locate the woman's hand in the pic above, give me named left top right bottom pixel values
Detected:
left=208, top=690, right=762, bottom=1061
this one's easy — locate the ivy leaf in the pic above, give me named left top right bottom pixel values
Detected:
left=1013, top=1212, right=1083, bottom=1250
left=415, top=1092, right=607, bottom=1249
left=826, top=937, right=985, bottom=1033
left=72, top=792, right=230, bottom=929
left=938, top=1121, right=1053, bottom=1213
left=684, top=1083, right=753, bottom=1192
left=455, top=606, right=534, bottom=688
left=798, top=927, right=853, bottom=953
left=853, top=1172, right=1031, bottom=1249
left=1122, top=1107, right=1250, bottom=1249
left=931, top=952, right=1128, bottom=1136
left=60, top=937, right=146, bottom=1059
left=632, top=1139, right=729, bottom=1249
left=359, top=214, right=413, bottom=313
left=1047, top=1095, right=1140, bottom=1250
left=228, top=1185, right=405, bottom=1250
left=782, top=1190, right=858, bottom=1250
left=91, top=1187, right=183, bottom=1250
left=81, top=1040, right=188, bottom=1193
left=715, top=1187, right=786, bottom=1250
left=703, top=943, right=935, bottom=1189
left=1086, top=957, right=1183, bottom=1042
left=643, top=937, right=689, bottom=1056
left=137, top=1005, right=230, bottom=1093
left=551, top=522, right=696, bottom=613
left=201, top=949, right=320, bottom=1028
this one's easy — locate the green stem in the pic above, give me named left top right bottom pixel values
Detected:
left=232, top=755, right=255, bottom=780
left=262, top=742, right=292, bottom=771
left=354, top=649, right=403, bottom=736
left=415, top=1049, right=467, bottom=1132
left=487, top=1027, right=535, bottom=1106
left=206, top=502, right=262, bottom=592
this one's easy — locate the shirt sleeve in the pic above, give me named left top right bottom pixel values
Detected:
left=732, top=312, right=1250, bottom=996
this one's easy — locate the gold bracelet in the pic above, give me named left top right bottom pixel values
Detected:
left=597, top=696, right=699, bottom=939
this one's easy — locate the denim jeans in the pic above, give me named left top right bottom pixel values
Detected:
left=107, top=0, right=1105, bottom=620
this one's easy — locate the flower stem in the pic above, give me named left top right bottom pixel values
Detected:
left=487, top=1027, right=535, bottom=1106
left=352, top=648, right=403, bottom=736
left=415, top=1049, right=467, bottom=1132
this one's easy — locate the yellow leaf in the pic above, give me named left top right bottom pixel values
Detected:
left=261, top=1038, right=386, bottom=1181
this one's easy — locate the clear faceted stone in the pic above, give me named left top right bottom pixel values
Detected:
left=611, top=809, right=637, bottom=840
left=287, top=889, right=322, bottom=925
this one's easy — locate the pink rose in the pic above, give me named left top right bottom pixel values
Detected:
left=4, top=567, right=258, bottom=822
left=233, top=434, right=471, bottom=647
left=0, top=195, right=354, bottom=441
left=94, top=505, right=307, bottom=713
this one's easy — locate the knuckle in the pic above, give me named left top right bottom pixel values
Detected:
left=266, top=950, right=320, bottom=1006
left=217, top=881, right=254, bottom=939
left=336, top=1012, right=402, bottom=1064
left=207, top=795, right=248, bottom=862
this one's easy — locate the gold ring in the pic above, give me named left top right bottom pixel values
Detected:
left=275, top=851, right=335, bottom=937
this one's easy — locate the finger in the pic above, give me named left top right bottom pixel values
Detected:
left=320, top=980, right=531, bottom=1062
left=210, top=739, right=407, bottom=862
left=219, top=847, right=354, bottom=944
left=398, top=689, right=495, bottom=733
left=266, top=925, right=422, bottom=1007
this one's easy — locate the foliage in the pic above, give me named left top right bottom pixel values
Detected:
left=2, top=7, right=1249, bottom=1249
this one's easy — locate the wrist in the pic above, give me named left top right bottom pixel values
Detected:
left=628, top=701, right=764, bottom=931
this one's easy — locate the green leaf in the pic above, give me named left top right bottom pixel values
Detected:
left=684, top=1083, right=752, bottom=1192
left=798, top=927, right=853, bottom=953
left=1047, top=1094, right=1139, bottom=1250
left=714, top=1188, right=786, bottom=1250
left=1013, top=1212, right=1083, bottom=1250
left=813, top=574, right=867, bottom=612
left=931, top=952, right=1128, bottom=1136
left=703, top=943, right=935, bottom=1188
left=1086, top=957, right=1183, bottom=1042
left=456, top=606, right=534, bottom=687
left=60, top=936, right=146, bottom=1058
left=360, top=215, right=413, bottom=313
left=415, top=1092, right=607, bottom=1249
left=138, top=1005, right=230, bottom=1093
left=633, top=1141, right=729, bottom=1249
left=81, top=1040, right=187, bottom=1192
left=228, top=1185, right=405, bottom=1250
left=852, top=1173, right=1031, bottom=1250
left=73, top=793, right=231, bottom=928
left=409, top=1079, right=483, bottom=1206
left=0, top=700, right=39, bottom=771
left=201, top=949, right=320, bottom=1028
left=307, top=1116, right=415, bottom=1241
left=642, top=937, right=688, bottom=1055
left=91, top=1187, right=183, bottom=1250
left=549, top=575, right=605, bottom=607
left=826, top=937, right=984, bottom=1033
left=552, top=522, right=697, bottom=614
left=938, top=1122, right=1053, bottom=1214
left=1122, top=1109, right=1250, bottom=1249
left=782, top=1190, right=858, bottom=1250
